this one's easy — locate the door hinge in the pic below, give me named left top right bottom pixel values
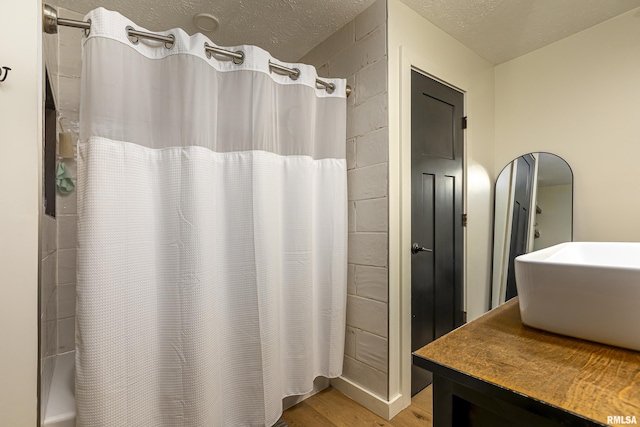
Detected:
left=462, top=116, right=468, bottom=129
left=462, top=213, right=468, bottom=227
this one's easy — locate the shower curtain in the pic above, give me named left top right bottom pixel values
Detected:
left=76, top=8, right=347, bottom=427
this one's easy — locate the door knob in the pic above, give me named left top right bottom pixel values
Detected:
left=412, top=243, right=432, bottom=254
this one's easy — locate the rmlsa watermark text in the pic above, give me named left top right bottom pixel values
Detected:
left=607, top=415, right=637, bottom=425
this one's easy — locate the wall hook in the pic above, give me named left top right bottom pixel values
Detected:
left=0, top=66, right=11, bottom=82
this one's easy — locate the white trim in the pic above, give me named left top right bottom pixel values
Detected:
left=330, top=376, right=406, bottom=420
left=527, top=154, right=540, bottom=253
left=388, top=45, right=470, bottom=415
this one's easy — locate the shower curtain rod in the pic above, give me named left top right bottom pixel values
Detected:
left=43, top=4, right=352, bottom=97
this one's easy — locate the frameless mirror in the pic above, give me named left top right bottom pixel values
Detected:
left=491, top=153, right=573, bottom=309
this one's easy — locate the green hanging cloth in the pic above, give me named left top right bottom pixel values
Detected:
left=56, top=162, right=75, bottom=195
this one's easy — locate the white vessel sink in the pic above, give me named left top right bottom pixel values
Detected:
left=515, top=242, right=640, bottom=352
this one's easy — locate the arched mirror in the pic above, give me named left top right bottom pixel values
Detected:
left=491, top=153, right=573, bottom=309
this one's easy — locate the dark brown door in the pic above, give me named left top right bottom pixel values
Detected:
left=505, top=155, right=534, bottom=301
left=411, top=70, right=464, bottom=396
left=44, top=71, right=57, bottom=218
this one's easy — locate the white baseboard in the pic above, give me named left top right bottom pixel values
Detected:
left=330, top=376, right=410, bottom=420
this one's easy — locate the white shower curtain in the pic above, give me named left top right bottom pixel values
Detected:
left=76, top=8, right=347, bottom=427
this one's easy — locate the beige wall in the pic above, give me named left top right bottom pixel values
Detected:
left=387, top=0, right=495, bottom=413
left=495, top=7, right=640, bottom=242
left=0, top=0, right=42, bottom=425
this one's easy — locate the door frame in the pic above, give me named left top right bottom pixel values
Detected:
left=388, top=46, right=470, bottom=417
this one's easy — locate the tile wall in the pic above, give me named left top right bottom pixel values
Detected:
left=38, top=7, right=82, bottom=420
left=39, top=216, right=58, bottom=417
left=300, top=0, right=389, bottom=399
left=40, top=27, right=59, bottom=421
left=54, top=9, right=84, bottom=357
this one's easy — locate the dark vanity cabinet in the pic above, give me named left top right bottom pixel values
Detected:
left=413, top=299, right=640, bottom=427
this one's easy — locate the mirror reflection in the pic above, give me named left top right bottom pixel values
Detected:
left=491, top=153, right=573, bottom=309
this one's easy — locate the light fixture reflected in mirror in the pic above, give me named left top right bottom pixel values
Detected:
left=491, top=153, right=573, bottom=309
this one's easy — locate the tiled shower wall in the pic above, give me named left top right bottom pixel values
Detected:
left=40, top=7, right=82, bottom=420
left=39, top=209, right=57, bottom=417
left=55, top=9, right=84, bottom=357
left=41, top=27, right=59, bottom=419
left=300, top=0, right=389, bottom=399
left=38, top=25, right=58, bottom=415
left=43, top=6, right=84, bottom=371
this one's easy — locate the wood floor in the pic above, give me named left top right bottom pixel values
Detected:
left=281, top=385, right=433, bottom=427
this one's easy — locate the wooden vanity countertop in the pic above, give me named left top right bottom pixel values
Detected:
left=414, top=298, right=640, bottom=424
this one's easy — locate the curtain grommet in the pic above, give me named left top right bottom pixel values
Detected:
left=164, top=34, right=175, bottom=50
left=232, top=51, right=245, bottom=65
left=125, top=26, right=139, bottom=45
left=204, top=43, right=244, bottom=65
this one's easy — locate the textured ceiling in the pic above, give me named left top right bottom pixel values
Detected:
left=50, top=0, right=640, bottom=64
left=49, top=0, right=378, bottom=62
left=400, top=0, right=640, bottom=64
